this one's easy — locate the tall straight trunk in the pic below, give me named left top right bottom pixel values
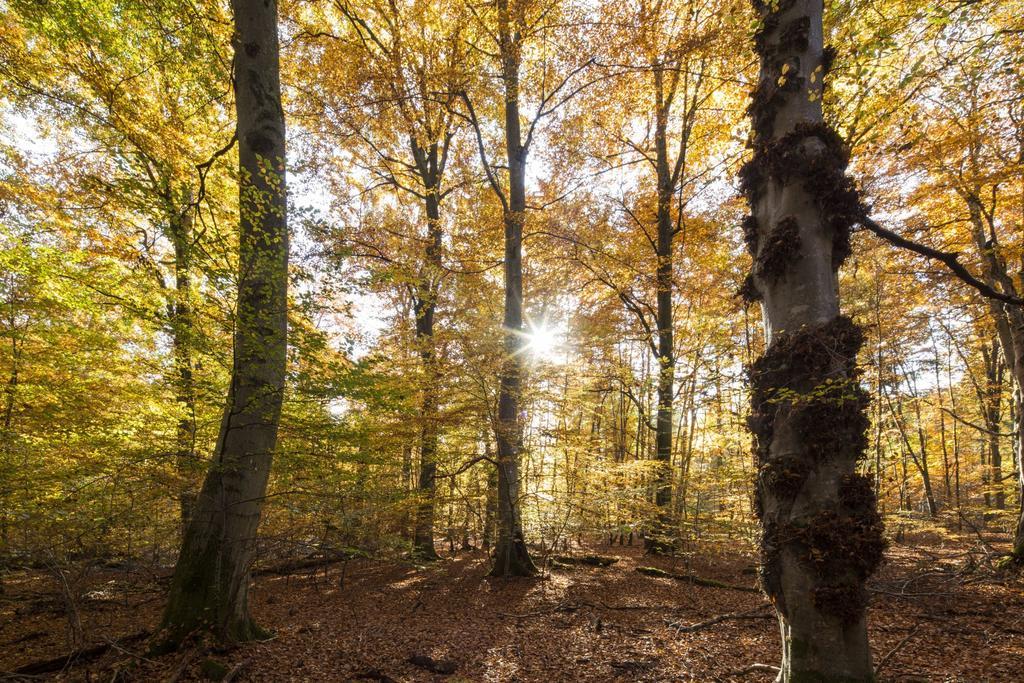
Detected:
left=157, top=0, right=288, bottom=647
left=489, top=0, right=537, bottom=577
left=981, top=341, right=1005, bottom=510
left=911, top=397, right=938, bottom=517
left=742, top=1, right=883, bottom=679
left=412, top=141, right=444, bottom=560
left=649, top=65, right=676, bottom=553
left=932, top=339, right=952, bottom=499
left=169, top=203, right=198, bottom=531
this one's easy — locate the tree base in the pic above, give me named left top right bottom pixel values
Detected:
left=413, top=544, right=440, bottom=562
left=149, top=615, right=272, bottom=656
left=489, top=539, right=538, bottom=577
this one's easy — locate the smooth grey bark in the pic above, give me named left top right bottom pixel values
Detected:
left=743, top=1, right=882, bottom=679
left=157, top=0, right=288, bottom=647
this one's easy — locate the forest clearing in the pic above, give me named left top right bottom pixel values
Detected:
left=2, top=0, right=1024, bottom=680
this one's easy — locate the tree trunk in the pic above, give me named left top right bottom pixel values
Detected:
left=742, top=1, right=883, bottom=679
left=489, top=0, right=537, bottom=578
left=648, top=65, right=676, bottom=554
left=157, top=0, right=288, bottom=648
left=963, top=194, right=1024, bottom=557
left=412, top=141, right=444, bottom=560
left=169, top=202, right=198, bottom=532
left=482, top=437, right=497, bottom=553
left=981, top=341, right=1005, bottom=510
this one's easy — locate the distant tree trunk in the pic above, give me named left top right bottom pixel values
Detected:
left=168, top=201, right=198, bottom=532
left=980, top=340, right=1006, bottom=510
left=488, top=0, right=537, bottom=578
left=412, top=141, right=445, bottom=560
left=742, top=1, right=883, bottom=679
left=911, top=394, right=939, bottom=517
left=931, top=337, right=952, bottom=500
left=157, top=0, right=288, bottom=648
left=483, top=440, right=497, bottom=552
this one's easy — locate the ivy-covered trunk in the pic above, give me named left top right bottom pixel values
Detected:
left=741, top=1, right=883, bottom=679
left=157, top=0, right=288, bottom=648
left=489, top=0, right=537, bottom=578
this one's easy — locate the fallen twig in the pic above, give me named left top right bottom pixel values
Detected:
left=222, top=659, right=252, bottom=683
left=665, top=605, right=773, bottom=634
left=636, top=566, right=760, bottom=593
left=12, top=630, right=149, bottom=676
left=727, top=663, right=779, bottom=676
left=875, top=624, right=921, bottom=676
left=164, top=647, right=202, bottom=683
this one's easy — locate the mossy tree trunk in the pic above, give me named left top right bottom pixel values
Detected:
left=157, top=0, right=288, bottom=648
left=741, top=1, right=883, bottom=679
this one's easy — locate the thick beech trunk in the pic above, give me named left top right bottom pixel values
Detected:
left=489, top=0, right=537, bottom=577
left=157, top=0, right=287, bottom=647
left=742, top=1, right=883, bottom=679
left=412, top=142, right=444, bottom=560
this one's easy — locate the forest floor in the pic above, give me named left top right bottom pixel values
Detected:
left=2, top=537, right=1023, bottom=682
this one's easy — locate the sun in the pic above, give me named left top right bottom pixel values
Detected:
left=519, top=316, right=566, bottom=363
left=526, top=323, right=558, bottom=357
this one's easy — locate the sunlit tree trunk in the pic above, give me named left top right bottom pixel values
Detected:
left=742, top=1, right=883, bottom=678
left=157, top=0, right=288, bottom=647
